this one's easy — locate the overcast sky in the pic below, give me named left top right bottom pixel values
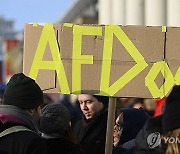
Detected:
left=0, top=0, right=74, bottom=31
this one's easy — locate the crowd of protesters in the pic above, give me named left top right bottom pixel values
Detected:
left=0, top=73, right=179, bottom=154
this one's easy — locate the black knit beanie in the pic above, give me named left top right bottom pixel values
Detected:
left=3, top=73, right=44, bottom=109
left=93, top=95, right=109, bottom=108
left=38, top=103, right=70, bottom=134
left=162, top=85, right=180, bottom=133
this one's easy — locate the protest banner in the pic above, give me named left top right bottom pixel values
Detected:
left=23, top=23, right=180, bottom=98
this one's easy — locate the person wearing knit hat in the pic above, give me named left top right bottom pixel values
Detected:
left=73, top=94, right=109, bottom=154
left=38, top=103, right=82, bottom=154
left=162, top=85, right=180, bottom=154
left=3, top=73, right=44, bottom=109
left=39, top=103, right=70, bottom=134
left=0, top=73, right=47, bottom=154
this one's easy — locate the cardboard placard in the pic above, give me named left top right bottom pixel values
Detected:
left=23, top=24, right=180, bottom=98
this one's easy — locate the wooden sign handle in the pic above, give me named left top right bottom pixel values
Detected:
left=105, top=97, right=117, bottom=154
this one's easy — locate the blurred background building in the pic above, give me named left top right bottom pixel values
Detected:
left=1, top=0, right=180, bottom=84
left=0, top=16, right=23, bottom=83
left=58, top=0, right=180, bottom=26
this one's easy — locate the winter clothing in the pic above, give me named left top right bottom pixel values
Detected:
left=39, top=103, right=70, bottom=134
left=113, top=140, right=135, bottom=154
left=119, top=108, right=150, bottom=145
left=113, top=108, right=150, bottom=154
left=42, top=135, right=82, bottom=154
left=162, top=85, right=180, bottom=133
left=39, top=103, right=82, bottom=154
left=135, top=115, right=167, bottom=154
left=0, top=105, right=47, bottom=154
left=3, top=73, right=43, bottom=109
left=73, top=108, right=108, bottom=154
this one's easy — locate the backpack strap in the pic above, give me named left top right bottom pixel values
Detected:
left=0, top=126, right=34, bottom=138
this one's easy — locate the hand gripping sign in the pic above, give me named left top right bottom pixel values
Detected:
left=23, top=23, right=180, bottom=98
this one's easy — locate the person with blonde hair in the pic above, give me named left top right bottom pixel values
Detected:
left=162, top=129, right=180, bottom=154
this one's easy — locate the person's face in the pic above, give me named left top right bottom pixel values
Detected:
left=78, top=94, right=104, bottom=119
left=113, top=113, right=123, bottom=147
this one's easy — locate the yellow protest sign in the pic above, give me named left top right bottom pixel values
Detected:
left=23, top=23, right=180, bottom=98
left=100, top=25, right=148, bottom=96
left=29, top=23, right=70, bottom=94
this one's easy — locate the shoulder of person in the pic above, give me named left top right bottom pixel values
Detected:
left=18, top=131, right=47, bottom=154
left=0, top=127, right=47, bottom=154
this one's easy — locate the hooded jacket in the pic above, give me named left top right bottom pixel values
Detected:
left=135, top=115, right=167, bottom=154
left=0, top=105, right=47, bottom=154
left=113, top=108, right=150, bottom=154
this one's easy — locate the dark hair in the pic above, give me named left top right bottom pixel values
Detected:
left=66, top=124, right=78, bottom=144
left=93, top=95, right=109, bottom=108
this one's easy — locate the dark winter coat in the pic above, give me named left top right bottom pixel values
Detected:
left=135, top=115, right=167, bottom=154
left=73, top=109, right=108, bottom=154
left=119, top=108, right=150, bottom=145
left=0, top=105, right=47, bottom=154
left=43, top=137, right=82, bottom=154
left=113, top=139, right=135, bottom=154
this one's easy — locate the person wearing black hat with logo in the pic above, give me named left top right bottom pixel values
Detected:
left=73, top=94, right=109, bottom=154
left=0, top=73, right=47, bottom=154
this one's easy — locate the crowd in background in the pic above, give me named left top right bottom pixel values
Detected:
left=0, top=73, right=179, bottom=154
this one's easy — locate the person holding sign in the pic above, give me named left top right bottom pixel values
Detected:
left=73, top=94, right=109, bottom=154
